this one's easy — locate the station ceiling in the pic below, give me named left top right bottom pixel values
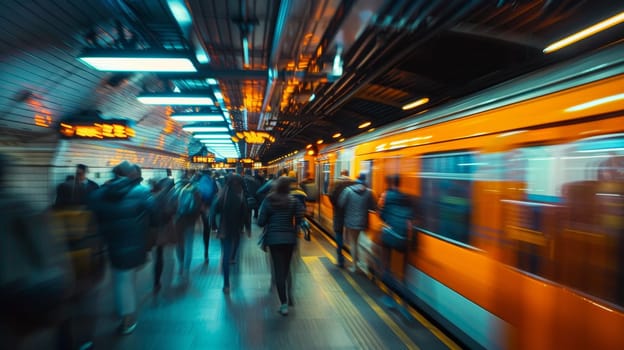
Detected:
left=1, top=0, right=623, bottom=162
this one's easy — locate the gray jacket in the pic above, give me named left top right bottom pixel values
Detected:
left=257, top=194, right=305, bottom=246
left=338, top=183, right=376, bottom=230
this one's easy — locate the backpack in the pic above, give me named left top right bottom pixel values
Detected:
left=197, top=174, right=217, bottom=204
left=176, top=183, right=199, bottom=217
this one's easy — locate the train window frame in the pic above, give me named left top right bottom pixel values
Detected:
left=417, top=150, right=476, bottom=247
left=321, top=161, right=331, bottom=195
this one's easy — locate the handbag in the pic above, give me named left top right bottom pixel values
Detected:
left=381, top=225, right=407, bottom=252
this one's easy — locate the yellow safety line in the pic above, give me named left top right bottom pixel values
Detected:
left=310, top=233, right=461, bottom=350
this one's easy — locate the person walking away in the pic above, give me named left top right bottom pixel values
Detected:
left=378, top=175, right=415, bottom=279
left=197, top=171, right=218, bottom=264
left=329, top=170, right=355, bottom=267
left=174, top=174, right=202, bottom=284
left=338, top=173, right=377, bottom=273
left=210, top=174, right=250, bottom=293
left=88, top=161, right=153, bottom=335
left=243, top=169, right=261, bottom=220
left=151, top=177, right=178, bottom=297
left=257, top=177, right=305, bottom=315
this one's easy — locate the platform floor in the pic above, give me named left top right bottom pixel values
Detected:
left=90, top=221, right=460, bottom=349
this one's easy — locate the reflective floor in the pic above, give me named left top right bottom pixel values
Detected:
left=91, top=222, right=457, bottom=350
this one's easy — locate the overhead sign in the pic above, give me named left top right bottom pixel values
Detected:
left=231, top=130, right=275, bottom=144
left=192, top=156, right=216, bottom=163
left=59, top=120, right=134, bottom=140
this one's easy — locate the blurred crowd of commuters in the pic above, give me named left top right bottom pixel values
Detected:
left=0, top=156, right=318, bottom=349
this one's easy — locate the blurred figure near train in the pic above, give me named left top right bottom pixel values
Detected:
left=257, top=177, right=305, bottom=315
left=256, top=173, right=275, bottom=206
left=197, top=170, right=218, bottom=264
left=174, top=172, right=202, bottom=285
left=338, top=173, right=377, bottom=273
left=55, top=164, right=99, bottom=207
left=329, top=169, right=355, bottom=268
left=378, top=175, right=416, bottom=279
left=0, top=153, right=74, bottom=349
left=88, top=161, right=153, bottom=335
left=210, top=174, right=251, bottom=294
left=150, top=177, right=178, bottom=297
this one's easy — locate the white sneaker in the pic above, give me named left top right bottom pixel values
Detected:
left=279, top=304, right=289, bottom=316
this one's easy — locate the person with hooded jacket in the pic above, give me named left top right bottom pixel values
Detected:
left=338, top=173, right=377, bottom=273
left=210, top=174, right=250, bottom=293
left=88, top=161, right=153, bottom=335
left=257, top=177, right=305, bottom=316
left=329, top=170, right=354, bottom=267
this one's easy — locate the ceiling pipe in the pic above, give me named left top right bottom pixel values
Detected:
left=252, top=0, right=292, bottom=158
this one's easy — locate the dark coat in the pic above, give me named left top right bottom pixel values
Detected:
left=210, top=187, right=251, bottom=239
left=257, top=194, right=305, bottom=246
left=88, top=177, right=153, bottom=270
left=379, top=189, right=414, bottom=237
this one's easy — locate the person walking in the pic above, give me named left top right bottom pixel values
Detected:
left=210, top=174, right=250, bottom=294
left=329, top=170, right=354, bottom=267
left=257, top=177, right=305, bottom=315
left=338, top=173, right=376, bottom=273
left=174, top=173, right=202, bottom=284
left=88, top=161, right=153, bottom=335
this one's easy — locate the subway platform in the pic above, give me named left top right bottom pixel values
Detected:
left=89, top=222, right=460, bottom=350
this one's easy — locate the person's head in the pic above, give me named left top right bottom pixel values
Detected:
left=386, top=174, right=400, bottom=189
left=273, top=176, right=291, bottom=195
left=267, top=174, right=275, bottom=180
left=340, top=169, right=349, bottom=177
left=129, top=164, right=142, bottom=181
left=281, top=168, right=289, bottom=176
left=225, top=173, right=244, bottom=192
left=112, top=160, right=133, bottom=178
left=76, top=164, right=88, bottom=182
left=244, top=169, right=252, bottom=176
left=357, top=173, right=366, bottom=184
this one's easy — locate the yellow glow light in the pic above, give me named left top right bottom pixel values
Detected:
left=402, top=97, right=430, bottom=110
left=544, top=11, right=624, bottom=53
left=307, top=150, right=315, bottom=156
left=306, top=144, right=313, bottom=149
left=332, top=132, right=342, bottom=138
left=358, top=121, right=371, bottom=129
left=316, top=139, right=324, bottom=144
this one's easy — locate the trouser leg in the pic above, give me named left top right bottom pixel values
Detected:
left=161, top=245, right=175, bottom=292
left=112, top=268, right=137, bottom=317
left=183, top=226, right=194, bottom=275
left=201, top=210, right=210, bottom=260
left=154, top=245, right=163, bottom=288
left=230, top=233, right=241, bottom=262
left=221, top=237, right=232, bottom=287
left=270, top=244, right=295, bottom=304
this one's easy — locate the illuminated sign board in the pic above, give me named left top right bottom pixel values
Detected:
left=192, top=156, right=216, bottom=163
left=226, top=158, right=239, bottom=163
left=231, top=131, right=275, bottom=144
left=240, top=158, right=254, bottom=164
left=59, top=120, right=134, bottom=140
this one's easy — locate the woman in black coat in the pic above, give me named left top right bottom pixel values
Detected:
left=210, top=174, right=250, bottom=293
left=257, top=177, right=305, bottom=315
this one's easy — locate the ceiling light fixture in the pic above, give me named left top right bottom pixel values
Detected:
left=78, top=49, right=196, bottom=72
left=199, top=139, right=234, bottom=144
left=358, top=121, right=371, bottom=129
left=332, top=132, right=342, bottom=138
left=192, top=134, right=232, bottom=139
left=183, top=126, right=229, bottom=133
left=137, top=93, right=214, bottom=105
left=544, top=11, right=624, bottom=53
left=171, top=113, right=224, bottom=122
left=402, top=97, right=430, bottom=110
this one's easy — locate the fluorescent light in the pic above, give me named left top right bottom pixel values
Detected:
left=137, top=93, right=214, bottom=105
left=78, top=50, right=196, bottom=72
left=242, top=37, right=250, bottom=67
left=566, top=93, right=624, bottom=112
left=199, top=139, right=234, bottom=144
left=214, top=92, right=223, bottom=100
left=167, top=0, right=192, bottom=25
left=402, top=97, right=430, bottom=110
left=544, top=11, right=624, bottom=53
left=358, top=121, right=371, bottom=129
left=206, top=78, right=218, bottom=85
left=183, top=126, right=229, bottom=132
left=332, top=133, right=342, bottom=138
left=309, top=94, right=316, bottom=101
left=171, top=113, right=224, bottom=122
left=193, top=134, right=232, bottom=139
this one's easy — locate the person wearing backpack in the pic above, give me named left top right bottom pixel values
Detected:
left=175, top=174, right=202, bottom=284
left=151, top=177, right=178, bottom=296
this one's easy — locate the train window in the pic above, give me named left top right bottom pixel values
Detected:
left=359, top=160, right=373, bottom=187
left=321, top=162, right=330, bottom=194
left=419, top=151, right=475, bottom=245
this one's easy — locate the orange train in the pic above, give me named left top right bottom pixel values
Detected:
left=273, top=42, right=624, bottom=349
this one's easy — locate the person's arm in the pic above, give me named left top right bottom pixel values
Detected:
left=257, top=200, right=269, bottom=227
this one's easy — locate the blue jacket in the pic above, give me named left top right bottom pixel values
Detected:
left=379, top=189, right=414, bottom=237
left=257, top=194, right=305, bottom=246
left=88, top=177, right=153, bottom=270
